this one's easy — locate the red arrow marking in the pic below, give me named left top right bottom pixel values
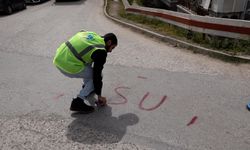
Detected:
left=137, top=76, right=147, bottom=79
left=53, top=93, right=64, bottom=100
left=187, top=116, right=198, bottom=126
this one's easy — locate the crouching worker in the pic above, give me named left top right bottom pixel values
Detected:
left=53, top=30, right=118, bottom=113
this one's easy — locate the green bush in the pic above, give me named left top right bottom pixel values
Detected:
left=128, top=0, right=133, bottom=5
left=205, top=37, right=250, bottom=55
left=135, top=0, right=144, bottom=5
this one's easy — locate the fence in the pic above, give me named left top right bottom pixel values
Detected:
left=122, top=0, right=250, bottom=40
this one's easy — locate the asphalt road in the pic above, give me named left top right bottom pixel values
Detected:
left=0, top=0, right=250, bottom=149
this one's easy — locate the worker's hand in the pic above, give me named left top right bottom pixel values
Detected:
left=97, top=96, right=107, bottom=106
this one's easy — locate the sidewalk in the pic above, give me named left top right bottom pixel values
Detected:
left=104, top=0, right=250, bottom=63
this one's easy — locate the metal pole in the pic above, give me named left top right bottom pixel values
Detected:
left=232, top=0, right=236, bottom=13
left=241, top=0, right=248, bottom=20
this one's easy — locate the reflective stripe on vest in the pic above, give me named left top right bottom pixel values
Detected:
left=65, top=41, right=105, bottom=64
left=79, top=44, right=105, bottom=57
left=53, top=31, right=106, bottom=74
left=65, top=41, right=85, bottom=63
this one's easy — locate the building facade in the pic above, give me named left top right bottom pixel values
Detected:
left=200, top=0, right=249, bottom=19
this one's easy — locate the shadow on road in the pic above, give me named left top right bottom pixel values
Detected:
left=66, top=105, right=139, bottom=144
left=54, top=0, right=86, bottom=5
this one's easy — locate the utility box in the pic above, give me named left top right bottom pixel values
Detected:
left=211, top=0, right=246, bottom=13
left=200, top=0, right=248, bottom=18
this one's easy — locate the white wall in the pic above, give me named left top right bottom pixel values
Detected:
left=211, top=0, right=247, bottom=13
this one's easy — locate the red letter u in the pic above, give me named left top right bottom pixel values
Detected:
left=139, top=92, right=167, bottom=111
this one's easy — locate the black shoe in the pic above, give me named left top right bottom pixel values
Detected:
left=70, top=97, right=94, bottom=113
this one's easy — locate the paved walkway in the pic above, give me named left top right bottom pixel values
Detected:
left=0, top=0, right=250, bottom=149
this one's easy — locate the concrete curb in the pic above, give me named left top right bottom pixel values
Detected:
left=103, top=0, right=250, bottom=63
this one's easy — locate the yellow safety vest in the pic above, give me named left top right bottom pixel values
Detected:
left=53, top=31, right=106, bottom=74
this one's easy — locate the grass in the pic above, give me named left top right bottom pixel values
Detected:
left=127, top=0, right=144, bottom=6
left=135, top=0, right=143, bottom=6
left=119, top=12, right=187, bottom=37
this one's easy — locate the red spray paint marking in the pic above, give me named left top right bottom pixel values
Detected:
left=137, top=76, right=147, bottom=79
left=108, top=87, right=130, bottom=105
left=187, top=116, right=198, bottom=126
left=53, top=93, right=64, bottom=100
left=139, top=92, right=167, bottom=111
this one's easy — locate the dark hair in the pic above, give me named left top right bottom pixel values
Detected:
left=103, top=33, right=118, bottom=45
